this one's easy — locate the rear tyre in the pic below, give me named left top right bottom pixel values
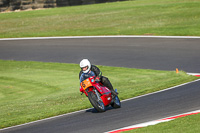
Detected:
left=87, top=90, right=105, bottom=112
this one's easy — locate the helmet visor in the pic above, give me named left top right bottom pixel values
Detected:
left=81, top=66, right=88, bottom=71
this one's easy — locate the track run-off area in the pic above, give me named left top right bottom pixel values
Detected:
left=0, top=36, right=200, bottom=133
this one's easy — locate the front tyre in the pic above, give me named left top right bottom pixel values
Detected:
left=87, top=91, right=105, bottom=112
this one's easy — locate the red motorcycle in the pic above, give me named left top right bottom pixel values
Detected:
left=80, top=76, right=121, bottom=112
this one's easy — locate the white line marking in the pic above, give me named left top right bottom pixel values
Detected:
left=187, top=73, right=200, bottom=76
left=106, top=109, right=200, bottom=133
left=0, top=108, right=90, bottom=131
left=1, top=79, right=200, bottom=131
left=0, top=35, right=200, bottom=41
left=121, top=78, right=200, bottom=102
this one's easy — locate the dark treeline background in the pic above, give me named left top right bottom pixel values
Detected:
left=0, top=0, right=124, bottom=12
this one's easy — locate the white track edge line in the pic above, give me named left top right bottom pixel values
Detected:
left=1, top=79, right=200, bottom=131
left=121, top=78, right=200, bottom=102
left=187, top=73, right=200, bottom=76
left=0, top=108, right=91, bottom=131
left=1, top=35, right=200, bottom=41
left=105, top=109, right=200, bottom=133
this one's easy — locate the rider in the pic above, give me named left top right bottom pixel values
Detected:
left=79, top=59, right=118, bottom=96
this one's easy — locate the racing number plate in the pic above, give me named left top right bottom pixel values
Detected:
left=81, top=79, right=92, bottom=90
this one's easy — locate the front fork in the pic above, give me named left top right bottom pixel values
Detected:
left=94, top=89, right=102, bottom=101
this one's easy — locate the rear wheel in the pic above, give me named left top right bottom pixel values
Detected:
left=87, top=90, right=105, bottom=112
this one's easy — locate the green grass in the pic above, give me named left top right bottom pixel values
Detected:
left=0, top=0, right=200, bottom=38
left=0, top=60, right=198, bottom=128
left=125, top=113, right=200, bottom=133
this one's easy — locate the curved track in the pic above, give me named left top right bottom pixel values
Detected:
left=1, top=36, right=200, bottom=72
left=0, top=36, right=200, bottom=133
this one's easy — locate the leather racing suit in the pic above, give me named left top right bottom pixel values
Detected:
left=79, top=65, right=118, bottom=96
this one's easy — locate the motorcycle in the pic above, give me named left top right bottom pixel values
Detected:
left=80, top=76, right=121, bottom=112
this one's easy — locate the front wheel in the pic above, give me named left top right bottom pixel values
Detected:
left=87, top=90, right=105, bottom=112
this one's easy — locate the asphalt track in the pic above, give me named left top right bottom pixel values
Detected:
left=0, top=36, right=200, bottom=133
left=0, top=36, right=200, bottom=72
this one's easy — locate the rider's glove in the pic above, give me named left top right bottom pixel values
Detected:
left=95, top=76, right=100, bottom=82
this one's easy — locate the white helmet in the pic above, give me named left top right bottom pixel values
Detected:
left=80, top=59, right=91, bottom=73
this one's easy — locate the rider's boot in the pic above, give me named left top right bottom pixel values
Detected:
left=111, top=89, right=118, bottom=97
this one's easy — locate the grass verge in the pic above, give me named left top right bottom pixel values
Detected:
left=125, top=113, right=200, bottom=133
left=0, top=60, right=198, bottom=129
left=0, top=0, right=200, bottom=38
